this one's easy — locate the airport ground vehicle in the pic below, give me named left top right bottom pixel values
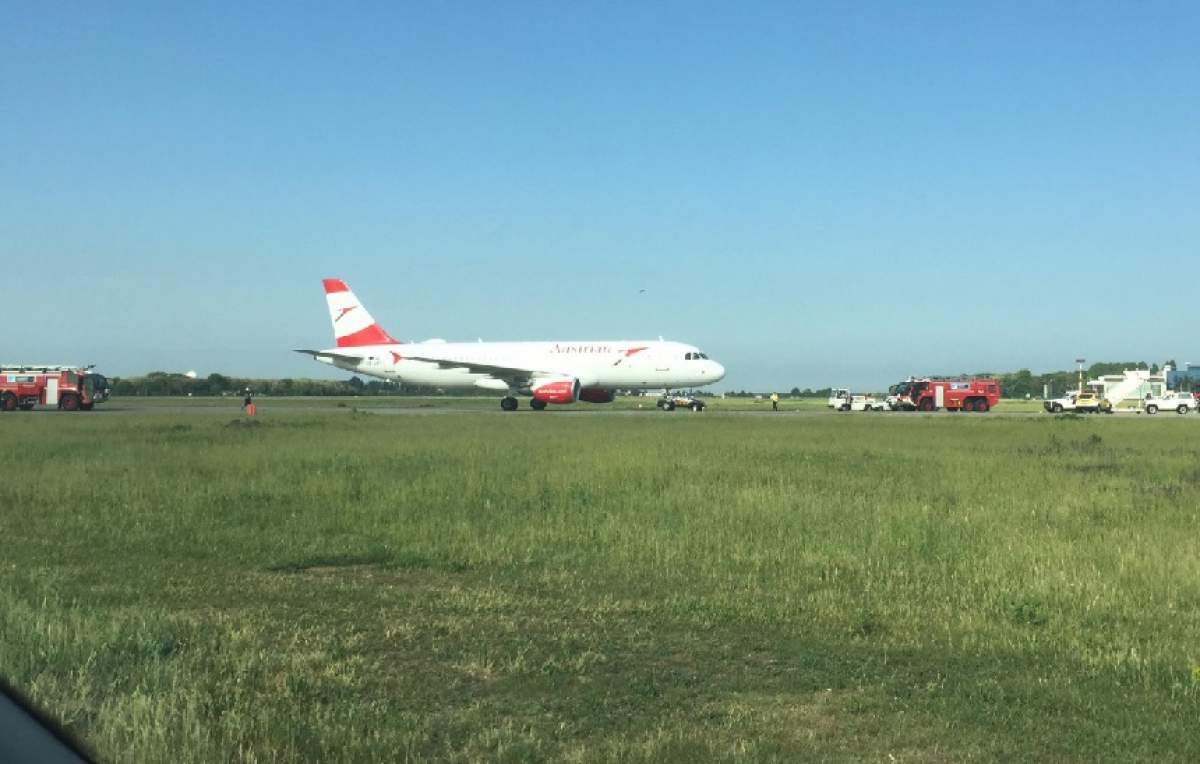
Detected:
left=855, top=396, right=887, bottom=411
left=839, top=395, right=886, bottom=411
left=828, top=389, right=886, bottom=411
left=1073, top=391, right=1112, bottom=413
left=0, top=366, right=110, bottom=412
left=889, top=378, right=1001, bottom=412
left=1043, top=392, right=1079, bottom=413
left=657, top=394, right=705, bottom=412
left=1143, top=391, right=1197, bottom=415
left=827, top=388, right=851, bottom=409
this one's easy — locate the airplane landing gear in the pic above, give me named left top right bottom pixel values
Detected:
left=529, top=399, right=547, bottom=411
left=500, top=396, right=519, bottom=411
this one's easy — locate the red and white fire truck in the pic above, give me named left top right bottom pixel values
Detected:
left=0, top=366, right=110, bottom=412
left=887, top=377, right=1001, bottom=412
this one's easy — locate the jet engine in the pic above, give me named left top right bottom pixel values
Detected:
left=578, top=387, right=615, bottom=404
left=531, top=378, right=580, bottom=404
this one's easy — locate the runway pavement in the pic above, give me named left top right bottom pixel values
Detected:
left=10, top=399, right=1176, bottom=419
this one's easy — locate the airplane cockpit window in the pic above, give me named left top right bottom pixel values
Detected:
left=685, top=353, right=693, bottom=360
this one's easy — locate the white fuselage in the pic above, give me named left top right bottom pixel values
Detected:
left=313, top=340, right=725, bottom=392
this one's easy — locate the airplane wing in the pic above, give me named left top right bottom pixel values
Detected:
left=397, top=354, right=550, bottom=386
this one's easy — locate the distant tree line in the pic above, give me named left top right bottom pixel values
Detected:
left=719, top=388, right=830, bottom=398
left=108, top=372, right=472, bottom=397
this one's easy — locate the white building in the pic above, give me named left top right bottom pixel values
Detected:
left=1087, top=366, right=1169, bottom=405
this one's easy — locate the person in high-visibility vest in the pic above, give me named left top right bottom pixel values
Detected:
left=770, top=392, right=780, bottom=411
left=243, top=388, right=256, bottom=416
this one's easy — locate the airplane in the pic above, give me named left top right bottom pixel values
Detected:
left=296, top=279, right=726, bottom=411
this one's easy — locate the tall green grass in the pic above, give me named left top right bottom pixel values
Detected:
left=2, top=409, right=1198, bottom=761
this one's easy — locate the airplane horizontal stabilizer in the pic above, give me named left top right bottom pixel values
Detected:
left=293, top=349, right=362, bottom=364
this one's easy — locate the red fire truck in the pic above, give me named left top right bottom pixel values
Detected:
left=0, top=366, right=110, bottom=412
left=888, top=377, right=1001, bottom=412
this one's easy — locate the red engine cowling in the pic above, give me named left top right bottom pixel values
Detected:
left=578, top=387, right=615, bottom=404
left=531, top=378, right=579, bottom=404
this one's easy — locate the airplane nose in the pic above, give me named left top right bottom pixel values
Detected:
left=711, top=361, right=726, bottom=381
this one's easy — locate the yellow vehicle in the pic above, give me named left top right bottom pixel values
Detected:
left=1073, top=391, right=1112, bottom=413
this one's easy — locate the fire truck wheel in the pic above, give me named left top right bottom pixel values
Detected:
left=81, top=402, right=94, bottom=411
left=60, top=393, right=80, bottom=412
left=976, top=400, right=989, bottom=413
left=0, top=393, right=15, bottom=412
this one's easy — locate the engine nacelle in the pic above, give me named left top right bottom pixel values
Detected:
left=531, top=378, right=580, bottom=404
left=578, top=387, right=615, bottom=404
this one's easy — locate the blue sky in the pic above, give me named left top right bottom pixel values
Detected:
left=3, top=2, right=1197, bottom=390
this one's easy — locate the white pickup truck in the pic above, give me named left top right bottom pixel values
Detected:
left=1143, top=392, right=1197, bottom=415
left=1042, top=392, right=1079, bottom=414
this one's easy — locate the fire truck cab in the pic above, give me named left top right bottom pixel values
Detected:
left=0, top=366, right=110, bottom=412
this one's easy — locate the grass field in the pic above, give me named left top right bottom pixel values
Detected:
left=2, top=401, right=1198, bottom=761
